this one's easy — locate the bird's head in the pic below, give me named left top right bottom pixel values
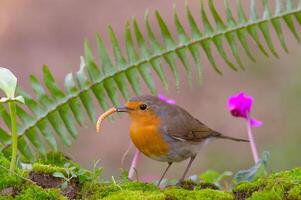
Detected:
left=96, top=95, right=175, bottom=133
left=116, top=95, right=171, bottom=122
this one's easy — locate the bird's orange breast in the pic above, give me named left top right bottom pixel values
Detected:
left=129, top=111, right=169, bottom=157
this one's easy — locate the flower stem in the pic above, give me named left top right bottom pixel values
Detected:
left=9, top=101, right=18, bottom=172
left=246, top=118, right=259, bottom=164
left=128, top=150, right=140, bottom=180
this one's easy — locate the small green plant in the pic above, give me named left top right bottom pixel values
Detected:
left=111, top=176, right=122, bottom=191
left=120, top=170, right=130, bottom=183
left=0, top=68, right=24, bottom=172
left=86, top=160, right=103, bottom=184
left=52, top=163, right=78, bottom=189
left=80, top=160, right=103, bottom=198
left=52, top=161, right=102, bottom=189
left=233, top=151, right=270, bottom=184
left=199, top=170, right=233, bottom=189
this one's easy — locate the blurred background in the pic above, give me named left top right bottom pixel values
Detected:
left=1, top=0, right=301, bottom=181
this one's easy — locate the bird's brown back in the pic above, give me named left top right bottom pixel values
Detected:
left=156, top=103, right=218, bottom=142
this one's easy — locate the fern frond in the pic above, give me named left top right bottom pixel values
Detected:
left=1, top=0, right=301, bottom=160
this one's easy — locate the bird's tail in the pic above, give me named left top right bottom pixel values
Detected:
left=211, top=131, right=249, bottom=142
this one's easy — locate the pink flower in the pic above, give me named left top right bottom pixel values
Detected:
left=228, top=92, right=262, bottom=127
left=228, top=92, right=262, bottom=164
left=158, top=94, right=176, bottom=105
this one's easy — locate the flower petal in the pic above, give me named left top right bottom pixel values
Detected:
left=0, top=67, right=17, bottom=98
left=250, top=118, right=263, bottom=128
left=158, top=94, right=176, bottom=105
left=228, top=92, right=253, bottom=118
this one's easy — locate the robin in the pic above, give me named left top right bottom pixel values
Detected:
left=97, top=95, right=248, bottom=186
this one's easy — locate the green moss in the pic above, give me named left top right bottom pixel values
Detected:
left=270, top=167, right=301, bottom=180
left=102, top=190, right=165, bottom=200
left=164, top=188, right=234, bottom=200
left=0, top=196, right=14, bottom=200
left=233, top=180, right=265, bottom=198
left=247, top=190, right=284, bottom=200
left=14, top=185, right=67, bottom=200
left=234, top=168, right=301, bottom=199
left=266, top=168, right=301, bottom=188
left=81, top=181, right=160, bottom=199
left=80, top=183, right=121, bottom=199
left=256, top=168, right=301, bottom=199
left=121, top=182, right=159, bottom=191
left=0, top=154, right=23, bottom=189
left=81, top=183, right=233, bottom=200
left=287, top=185, right=301, bottom=200
left=80, top=168, right=301, bottom=200
left=32, top=163, right=66, bottom=175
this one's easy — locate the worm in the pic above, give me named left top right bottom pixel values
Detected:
left=96, top=107, right=117, bottom=133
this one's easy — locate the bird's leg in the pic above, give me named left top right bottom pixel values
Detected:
left=177, top=155, right=196, bottom=185
left=157, top=162, right=172, bottom=187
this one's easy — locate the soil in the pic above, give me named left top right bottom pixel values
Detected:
left=29, top=171, right=80, bottom=200
left=29, top=171, right=63, bottom=188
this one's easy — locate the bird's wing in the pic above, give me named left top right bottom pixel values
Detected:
left=161, top=105, right=217, bottom=142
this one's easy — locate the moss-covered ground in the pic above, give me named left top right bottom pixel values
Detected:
left=0, top=152, right=300, bottom=200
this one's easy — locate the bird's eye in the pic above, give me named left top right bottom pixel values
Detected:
left=139, top=104, right=147, bottom=110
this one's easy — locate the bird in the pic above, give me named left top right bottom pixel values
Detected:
left=98, top=95, right=249, bottom=186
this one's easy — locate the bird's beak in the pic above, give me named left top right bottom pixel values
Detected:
left=116, top=106, right=130, bottom=112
